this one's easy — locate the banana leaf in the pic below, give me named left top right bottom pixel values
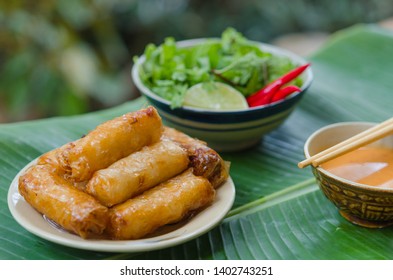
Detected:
left=1, top=24, right=393, bottom=260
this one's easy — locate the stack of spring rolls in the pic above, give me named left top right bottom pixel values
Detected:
left=18, top=107, right=229, bottom=240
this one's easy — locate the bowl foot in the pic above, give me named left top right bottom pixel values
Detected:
left=207, top=138, right=261, bottom=152
left=339, top=211, right=393, bottom=228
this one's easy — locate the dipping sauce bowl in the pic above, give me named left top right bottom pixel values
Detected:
left=304, top=122, right=393, bottom=228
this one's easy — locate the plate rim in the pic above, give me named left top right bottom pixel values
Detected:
left=7, top=159, right=236, bottom=253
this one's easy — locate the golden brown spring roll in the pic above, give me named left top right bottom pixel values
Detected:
left=162, top=127, right=229, bottom=188
left=37, top=147, right=62, bottom=169
left=59, top=106, right=163, bottom=182
left=18, top=164, right=108, bottom=239
left=86, top=139, right=189, bottom=207
left=37, top=143, right=71, bottom=174
left=37, top=145, right=88, bottom=191
left=108, top=169, right=215, bottom=240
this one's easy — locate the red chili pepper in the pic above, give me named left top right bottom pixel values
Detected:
left=246, top=80, right=282, bottom=107
left=271, top=85, right=301, bottom=103
left=246, top=63, right=310, bottom=107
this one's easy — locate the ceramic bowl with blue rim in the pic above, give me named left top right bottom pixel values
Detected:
left=132, top=39, right=313, bottom=152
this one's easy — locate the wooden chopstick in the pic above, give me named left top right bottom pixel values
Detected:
left=298, top=117, right=393, bottom=168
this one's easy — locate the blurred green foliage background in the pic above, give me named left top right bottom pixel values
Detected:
left=1, top=0, right=392, bottom=122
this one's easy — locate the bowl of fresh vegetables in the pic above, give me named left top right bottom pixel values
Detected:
left=132, top=28, right=313, bottom=151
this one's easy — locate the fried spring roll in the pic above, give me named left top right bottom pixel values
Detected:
left=18, top=164, right=108, bottom=239
left=86, top=139, right=189, bottom=207
left=162, top=127, right=229, bottom=188
left=59, top=106, right=163, bottom=182
left=37, top=145, right=88, bottom=191
left=108, top=169, right=215, bottom=240
left=37, top=147, right=63, bottom=170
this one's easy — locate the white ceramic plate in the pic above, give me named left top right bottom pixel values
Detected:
left=8, top=160, right=235, bottom=253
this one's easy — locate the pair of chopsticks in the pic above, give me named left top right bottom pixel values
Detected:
left=298, top=117, right=393, bottom=169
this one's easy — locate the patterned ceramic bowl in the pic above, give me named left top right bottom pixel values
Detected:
left=132, top=39, right=313, bottom=152
left=304, top=122, right=393, bottom=228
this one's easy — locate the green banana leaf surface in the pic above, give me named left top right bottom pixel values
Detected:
left=1, top=24, right=393, bottom=260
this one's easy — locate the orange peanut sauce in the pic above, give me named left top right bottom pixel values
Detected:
left=321, top=146, right=393, bottom=188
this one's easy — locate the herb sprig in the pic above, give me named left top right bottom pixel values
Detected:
left=136, top=28, right=299, bottom=108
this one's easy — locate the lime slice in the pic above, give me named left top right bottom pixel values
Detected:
left=183, top=82, right=249, bottom=110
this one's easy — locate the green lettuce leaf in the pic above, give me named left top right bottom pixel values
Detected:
left=137, top=28, right=298, bottom=108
